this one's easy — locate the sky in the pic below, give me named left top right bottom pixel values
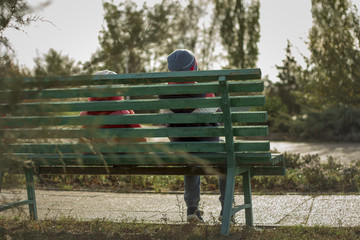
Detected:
left=4, top=0, right=358, bottom=81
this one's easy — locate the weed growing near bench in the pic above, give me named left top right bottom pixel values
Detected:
left=0, top=218, right=359, bottom=240
left=252, top=153, right=360, bottom=193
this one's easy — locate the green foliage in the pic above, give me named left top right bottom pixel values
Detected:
left=0, top=0, right=42, bottom=51
left=1, top=218, right=360, bottom=239
left=164, top=0, right=205, bottom=50
left=253, top=153, right=360, bottom=193
left=160, top=0, right=220, bottom=71
left=89, top=0, right=219, bottom=73
left=254, top=94, right=294, bottom=134
left=308, top=0, right=360, bottom=107
left=272, top=0, right=360, bottom=139
left=275, top=41, right=307, bottom=114
left=0, top=50, right=30, bottom=78
left=0, top=0, right=39, bottom=78
left=267, top=42, right=307, bottom=137
left=214, top=0, right=260, bottom=68
left=33, top=48, right=82, bottom=77
left=91, top=0, right=175, bottom=73
left=301, top=106, right=360, bottom=142
left=261, top=94, right=360, bottom=142
left=0, top=171, right=25, bottom=188
left=34, top=174, right=185, bottom=193
left=263, top=96, right=288, bottom=116
left=1, top=0, right=260, bottom=75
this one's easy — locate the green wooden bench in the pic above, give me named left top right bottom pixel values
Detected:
left=0, top=68, right=284, bottom=236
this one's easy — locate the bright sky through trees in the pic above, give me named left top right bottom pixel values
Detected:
left=4, top=0, right=359, bottom=81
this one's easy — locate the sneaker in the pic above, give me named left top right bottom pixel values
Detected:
left=218, top=208, right=236, bottom=224
left=187, top=207, right=204, bottom=223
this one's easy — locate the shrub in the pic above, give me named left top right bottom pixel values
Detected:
left=252, top=153, right=360, bottom=193
left=301, top=106, right=360, bottom=142
left=266, top=106, right=360, bottom=142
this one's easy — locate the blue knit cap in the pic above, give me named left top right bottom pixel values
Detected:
left=167, top=49, right=198, bottom=71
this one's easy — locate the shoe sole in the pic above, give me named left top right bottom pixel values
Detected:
left=187, top=214, right=204, bottom=224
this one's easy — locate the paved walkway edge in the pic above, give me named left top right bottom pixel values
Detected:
left=1, top=190, right=359, bottom=227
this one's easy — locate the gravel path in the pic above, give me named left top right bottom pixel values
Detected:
left=271, top=141, right=360, bottom=164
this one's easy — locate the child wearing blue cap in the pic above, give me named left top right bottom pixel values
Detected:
left=161, top=49, right=228, bottom=223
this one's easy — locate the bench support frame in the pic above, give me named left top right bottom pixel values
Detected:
left=0, top=167, right=37, bottom=220
left=25, top=167, right=38, bottom=220
left=0, top=69, right=284, bottom=237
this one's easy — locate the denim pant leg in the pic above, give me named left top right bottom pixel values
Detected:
left=218, top=175, right=227, bottom=206
left=184, top=175, right=200, bottom=208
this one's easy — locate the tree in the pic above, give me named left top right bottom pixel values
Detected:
left=33, top=48, right=81, bottom=77
left=162, top=0, right=220, bottom=71
left=308, top=0, right=360, bottom=107
left=0, top=0, right=43, bottom=51
left=0, top=0, right=46, bottom=78
left=197, top=10, right=221, bottom=70
left=275, top=41, right=307, bottom=114
left=0, top=49, right=30, bottom=78
left=214, top=0, right=260, bottom=68
left=89, top=0, right=221, bottom=73
left=93, top=0, right=173, bottom=74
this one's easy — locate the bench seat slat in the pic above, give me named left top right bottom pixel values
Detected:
left=36, top=166, right=223, bottom=175
left=0, top=96, right=265, bottom=114
left=10, top=152, right=276, bottom=166
left=270, top=153, right=284, bottom=165
left=7, top=141, right=270, bottom=153
left=36, top=166, right=285, bottom=176
left=0, top=111, right=267, bottom=127
left=252, top=166, right=286, bottom=176
left=37, top=167, right=287, bottom=176
left=1, top=126, right=268, bottom=138
left=0, top=81, right=264, bottom=101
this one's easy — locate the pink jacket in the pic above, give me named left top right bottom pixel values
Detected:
left=80, top=96, right=142, bottom=129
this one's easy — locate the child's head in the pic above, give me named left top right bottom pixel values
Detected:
left=167, top=49, right=198, bottom=72
left=90, top=70, right=123, bottom=101
left=94, top=70, right=117, bottom=75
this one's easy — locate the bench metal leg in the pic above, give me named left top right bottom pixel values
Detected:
left=0, top=170, right=4, bottom=193
left=220, top=167, right=236, bottom=236
left=243, top=170, right=253, bottom=226
left=24, top=167, right=38, bottom=220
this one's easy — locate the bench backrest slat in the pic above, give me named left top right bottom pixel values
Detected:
left=0, top=81, right=264, bottom=101
left=1, top=126, right=269, bottom=139
left=8, top=141, right=269, bottom=153
left=1, top=68, right=272, bottom=165
left=0, top=95, right=265, bottom=114
left=0, top=111, right=267, bottom=128
left=1, top=69, right=261, bottom=86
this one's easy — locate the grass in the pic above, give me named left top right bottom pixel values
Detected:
left=0, top=218, right=359, bottom=240
left=1, top=154, right=359, bottom=239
